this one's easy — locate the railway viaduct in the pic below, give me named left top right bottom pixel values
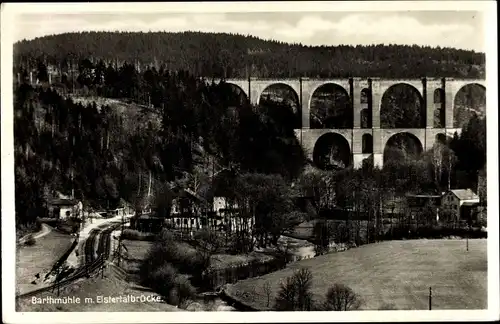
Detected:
left=224, top=77, right=486, bottom=168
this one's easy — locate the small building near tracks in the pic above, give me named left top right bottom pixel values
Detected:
left=46, top=198, right=83, bottom=221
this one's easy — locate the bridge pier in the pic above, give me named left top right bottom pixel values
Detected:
left=444, top=78, right=455, bottom=128
left=373, top=153, right=383, bottom=169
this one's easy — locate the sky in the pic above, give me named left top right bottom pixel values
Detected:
left=13, top=10, right=486, bottom=52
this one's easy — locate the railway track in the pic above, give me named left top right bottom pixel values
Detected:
left=16, top=222, right=122, bottom=300
left=85, top=228, right=101, bottom=264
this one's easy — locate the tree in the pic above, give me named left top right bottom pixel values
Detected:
left=275, top=276, right=297, bottom=311
left=235, top=173, right=296, bottom=247
left=426, top=142, right=457, bottom=191
left=313, top=219, right=333, bottom=255
left=297, top=168, right=336, bottom=215
left=275, top=268, right=314, bottom=311
left=193, top=229, right=223, bottom=270
left=36, top=61, right=49, bottom=83
left=456, top=115, right=486, bottom=172
left=323, top=283, right=362, bottom=311
left=14, top=32, right=484, bottom=79
left=77, top=58, right=95, bottom=89
left=263, top=281, right=273, bottom=308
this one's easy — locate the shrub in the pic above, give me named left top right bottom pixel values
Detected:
left=17, top=220, right=42, bottom=239
left=323, top=283, right=362, bottom=311
left=157, top=229, right=176, bottom=244
left=174, top=275, right=197, bottom=308
left=379, top=302, right=397, bottom=310
left=121, top=229, right=155, bottom=241
left=139, top=243, right=169, bottom=286
left=140, top=236, right=198, bottom=307
left=149, top=263, right=178, bottom=301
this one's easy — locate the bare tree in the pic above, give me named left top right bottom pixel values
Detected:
left=431, top=142, right=444, bottom=187
left=323, top=283, right=362, bottom=311
left=294, top=268, right=314, bottom=311
left=193, top=229, right=223, bottom=269
left=275, top=276, right=297, bottom=311
left=313, top=219, right=334, bottom=256
left=428, top=142, right=457, bottom=191
left=275, top=267, right=314, bottom=311
left=263, top=281, right=273, bottom=308
left=297, top=169, right=336, bottom=215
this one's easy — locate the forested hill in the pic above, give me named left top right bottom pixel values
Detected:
left=14, top=31, right=485, bottom=79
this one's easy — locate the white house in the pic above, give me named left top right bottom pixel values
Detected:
left=166, top=193, right=254, bottom=234
left=212, top=197, right=254, bottom=233
left=440, top=189, right=480, bottom=222
left=47, top=198, right=83, bottom=220
left=167, top=198, right=201, bottom=231
left=166, top=189, right=209, bottom=232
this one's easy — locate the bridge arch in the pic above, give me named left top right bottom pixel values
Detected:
left=224, top=80, right=250, bottom=98
left=380, top=83, right=425, bottom=128
left=383, top=131, right=424, bottom=164
left=453, top=83, right=486, bottom=128
left=220, top=82, right=249, bottom=107
left=313, top=132, right=352, bottom=170
left=258, top=83, right=301, bottom=129
left=309, top=83, right=351, bottom=129
left=257, top=83, right=300, bottom=109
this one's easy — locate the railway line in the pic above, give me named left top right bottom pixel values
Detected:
left=85, top=228, right=101, bottom=264
left=16, top=221, right=122, bottom=300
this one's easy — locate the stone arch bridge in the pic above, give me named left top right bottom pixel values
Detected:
left=224, top=77, right=485, bottom=168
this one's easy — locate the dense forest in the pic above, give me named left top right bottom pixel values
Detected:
left=14, top=70, right=306, bottom=230
left=14, top=31, right=485, bottom=79
left=13, top=32, right=487, bottom=236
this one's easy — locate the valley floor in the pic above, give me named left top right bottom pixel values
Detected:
left=225, top=238, right=488, bottom=311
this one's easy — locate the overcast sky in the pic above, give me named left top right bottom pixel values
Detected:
left=13, top=10, right=485, bottom=52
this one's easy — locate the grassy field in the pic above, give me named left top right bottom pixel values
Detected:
left=16, top=229, right=75, bottom=295
left=225, top=239, right=487, bottom=310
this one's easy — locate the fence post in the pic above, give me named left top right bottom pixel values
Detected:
left=429, top=286, right=432, bottom=310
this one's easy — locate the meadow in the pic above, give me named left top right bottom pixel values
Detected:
left=225, top=239, right=487, bottom=310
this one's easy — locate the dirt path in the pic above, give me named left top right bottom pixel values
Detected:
left=18, top=223, right=52, bottom=245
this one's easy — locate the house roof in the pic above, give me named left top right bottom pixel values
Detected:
left=461, top=201, right=480, bottom=206
left=47, top=198, right=78, bottom=206
left=406, top=194, right=442, bottom=198
left=450, top=189, right=479, bottom=201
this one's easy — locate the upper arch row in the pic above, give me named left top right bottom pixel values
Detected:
left=223, top=78, right=486, bottom=108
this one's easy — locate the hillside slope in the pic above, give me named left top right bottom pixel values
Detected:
left=14, top=31, right=485, bottom=78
